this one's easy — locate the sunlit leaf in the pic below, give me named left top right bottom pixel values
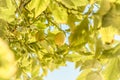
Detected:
left=57, top=0, right=88, bottom=9
left=95, top=38, right=103, bottom=58
left=102, top=58, right=120, bottom=80
left=67, top=14, right=79, bottom=31
left=81, top=59, right=102, bottom=70
left=69, top=17, right=89, bottom=47
left=49, top=2, right=68, bottom=24
left=65, top=53, right=81, bottom=62
left=86, top=71, right=103, bottom=80
left=71, top=0, right=89, bottom=7
left=102, top=3, right=120, bottom=29
left=26, top=0, right=50, bottom=17
left=99, top=26, right=118, bottom=43
left=116, top=0, right=120, bottom=4
left=0, top=0, right=16, bottom=22
left=56, top=0, right=75, bottom=9
left=0, top=19, right=7, bottom=37
left=39, top=40, right=53, bottom=53
left=35, top=29, right=45, bottom=41
left=75, top=60, right=82, bottom=69
left=0, top=0, right=7, bottom=8
left=100, top=43, right=120, bottom=59
left=76, top=69, right=91, bottom=80
left=97, top=0, right=111, bottom=16
left=93, top=15, right=101, bottom=28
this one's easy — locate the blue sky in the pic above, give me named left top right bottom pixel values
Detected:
left=44, top=62, right=80, bottom=80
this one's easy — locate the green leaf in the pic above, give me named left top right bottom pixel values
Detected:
left=57, top=0, right=88, bottom=9
left=65, top=53, right=81, bottom=62
left=0, top=0, right=7, bottom=8
left=56, top=0, right=75, bottom=9
left=39, top=40, right=53, bottom=53
left=31, top=66, right=40, bottom=77
left=76, top=17, right=89, bottom=32
left=81, top=59, right=102, bottom=70
left=77, top=68, right=103, bottom=80
left=41, top=67, right=48, bottom=77
left=75, top=60, right=82, bottom=69
left=97, top=0, right=111, bottom=16
left=93, top=15, right=101, bottom=28
left=103, top=58, right=120, bottom=80
left=100, top=44, right=120, bottom=59
left=26, top=0, right=50, bottom=17
left=0, top=19, right=7, bottom=37
left=49, top=2, right=68, bottom=24
left=0, top=0, right=16, bottom=22
left=86, top=71, right=103, bottom=80
left=116, top=0, right=120, bottom=4
left=95, top=38, right=103, bottom=58
left=71, top=0, right=88, bottom=7
left=76, top=69, right=91, bottom=80
left=99, top=26, right=118, bottom=43
left=21, top=55, right=31, bottom=68
left=67, top=14, right=79, bottom=31
left=69, top=17, right=89, bottom=47
left=102, top=3, right=120, bottom=29
left=35, top=30, right=45, bottom=41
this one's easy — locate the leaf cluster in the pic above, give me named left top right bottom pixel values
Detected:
left=0, top=0, right=120, bottom=80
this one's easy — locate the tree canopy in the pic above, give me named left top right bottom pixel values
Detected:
left=0, top=0, right=120, bottom=80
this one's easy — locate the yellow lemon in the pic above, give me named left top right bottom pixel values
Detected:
left=54, top=32, right=65, bottom=46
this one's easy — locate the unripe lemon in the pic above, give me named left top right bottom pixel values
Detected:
left=54, top=32, right=65, bottom=46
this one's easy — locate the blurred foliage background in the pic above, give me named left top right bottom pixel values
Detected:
left=0, top=0, right=120, bottom=80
